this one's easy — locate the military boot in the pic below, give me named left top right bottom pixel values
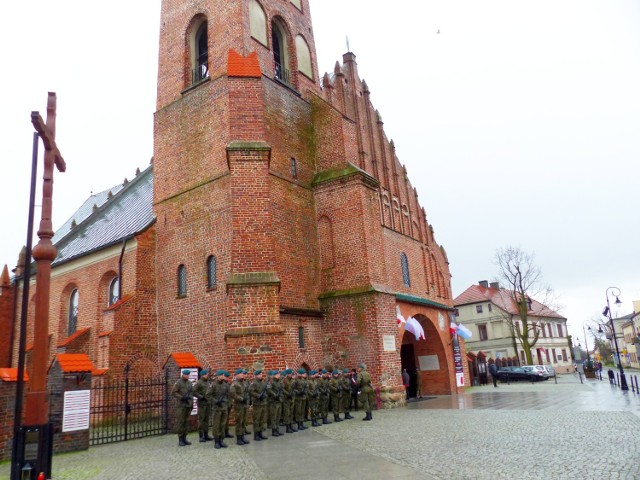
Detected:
left=205, top=431, right=214, bottom=441
left=322, top=416, right=332, bottom=424
left=241, top=435, right=250, bottom=444
left=334, top=414, right=343, bottom=422
left=219, top=437, right=228, bottom=448
left=254, top=432, right=262, bottom=442
left=214, top=437, right=222, bottom=449
left=259, top=430, right=269, bottom=440
left=237, top=435, right=244, bottom=446
left=286, top=424, right=295, bottom=433
left=178, top=435, right=187, bottom=446
left=311, top=419, right=320, bottom=427
left=183, top=435, right=192, bottom=445
left=199, top=432, right=206, bottom=443
left=345, top=412, right=354, bottom=419
left=276, top=427, right=283, bottom=436
left=298, top=421, right=308, bottom=430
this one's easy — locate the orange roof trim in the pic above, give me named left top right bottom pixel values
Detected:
left=164, top=352, right=200, bottom=369
left=0, top=368, right=29, bottom=382
left=52, top=353, right=95, bottom=373
left=227, top=50, right=262, bottom=78
left=58, top=327, right=91, bottom=347
left=92, top=368, right=109, bottom=376
left=98, top=330, right=113, bottom=338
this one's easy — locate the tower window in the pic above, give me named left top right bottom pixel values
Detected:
left=207, top=255, right=217, bottom=290
left=192, top=22, right=209, bottom=84
left=290, top=158, right=297, bottom=179
left=272, top=20, right=290, bottom=85
left=400, top=253, right=411, bottom=287
left=298, top=326, right=305, bottom=349
left=108, top=277, right=120, bottom=306
left=68, top=289, right=79, bottom=336
left=178, top=265, right=187, bottom=297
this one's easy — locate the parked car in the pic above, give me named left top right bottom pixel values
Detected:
left=521, top=365, right=549, bottom=380
left=542, top=365, right=556, bottom=377
left=496, top=367, right=541, bottom=382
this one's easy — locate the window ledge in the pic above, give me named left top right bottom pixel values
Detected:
left=181, top=76, right=210, bottom=96
left=176, top=295, right=187, bottom=300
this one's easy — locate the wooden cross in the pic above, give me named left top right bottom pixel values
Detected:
left=25, top=92, right=66, bottom=425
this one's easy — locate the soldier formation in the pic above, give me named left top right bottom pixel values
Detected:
left=171, top=364, right=375, bottom=448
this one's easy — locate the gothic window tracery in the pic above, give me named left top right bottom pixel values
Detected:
left=401, top=253, right=411, bottom=287
left=178, top=264, right=187, bottom=297
left=207, top=255, right=217, bottom=290
left=108, top=277, right=120, bottom=306
left=68, top=289, right=79, bottom=336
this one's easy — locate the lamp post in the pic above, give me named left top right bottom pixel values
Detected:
left=603, top=287, right=628, bottom=391
left=582, top=324, right=590, bottom=361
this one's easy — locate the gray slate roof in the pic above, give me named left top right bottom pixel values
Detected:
left=52, top=166, right=155, bottom=266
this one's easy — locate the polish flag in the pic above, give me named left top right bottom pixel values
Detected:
left=405, top=316, right=426, bottom=341
left=396, top=306, right=406, bottom=326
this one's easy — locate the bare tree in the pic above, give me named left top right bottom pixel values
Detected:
left=494, top=247, right=559, bottom=365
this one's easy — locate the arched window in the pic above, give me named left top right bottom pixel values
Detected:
left=272, top=19, right=290, bottom=85
left=295, top=35, right=313, bottom=79
left=249, top=0, right=268, bottom=46
left=401, top=253, right=411, bottom=287
left=178, top=265, right=187, bottom=297
left=290, top=158, right=298, bottom=179
left=192, top=21, right=209, bottom=84
left=108, top=277, right=120, bottom=306
left=206, top=256, right=217, bottom=290
left=68, top=289, right=79, bottom=336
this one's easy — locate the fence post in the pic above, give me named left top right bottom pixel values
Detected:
left=124, top=363, right=131, bottom=441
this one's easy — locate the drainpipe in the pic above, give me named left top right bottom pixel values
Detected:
left=118, top=239, right=127, bottom=300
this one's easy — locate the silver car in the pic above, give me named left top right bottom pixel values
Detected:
left=521, top=365, right=549, bottom=380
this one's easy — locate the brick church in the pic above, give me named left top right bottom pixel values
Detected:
left=0, top=0, right=468, bottom=400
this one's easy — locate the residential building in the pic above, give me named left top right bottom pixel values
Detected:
left=454, top=280, right=572, bottom=373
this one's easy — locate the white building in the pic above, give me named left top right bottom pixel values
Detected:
left=454, top=281, right=572, bottom=373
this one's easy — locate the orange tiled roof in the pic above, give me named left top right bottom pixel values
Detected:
left=53, top=353, right=95, bottom=373
left=58, top=327, right=91, bottom=347
left=98, top=330, right=113, bottom=338
left=0, top=368, right=29, bottom=382
left=164, top=352, right=200, bottom=369
left=92, top=368, right=108, bottom=376
left=227, top=50, right=262, bottom=78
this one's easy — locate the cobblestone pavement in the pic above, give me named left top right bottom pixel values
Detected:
left=2, top=374, right=640, bottom=479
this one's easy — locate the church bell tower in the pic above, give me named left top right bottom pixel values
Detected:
left=152, top=0, right=322, bottom=368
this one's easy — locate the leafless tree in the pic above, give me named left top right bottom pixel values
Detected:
left=494, top=247, right=560, bottom=365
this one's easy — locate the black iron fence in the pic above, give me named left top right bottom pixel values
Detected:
left=90, top=366, right=168, bottom=446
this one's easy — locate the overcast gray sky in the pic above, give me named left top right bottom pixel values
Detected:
left=1, top=0, right=638, bottom=343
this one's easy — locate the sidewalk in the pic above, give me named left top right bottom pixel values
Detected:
left=2, top=374, right=639, bottom=479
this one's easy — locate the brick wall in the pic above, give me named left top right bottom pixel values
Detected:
left=47, top=362, right=91, bottom=454
left=0, top=381, right=18, bottom=461
left=0, top=271, right=15, bottom=368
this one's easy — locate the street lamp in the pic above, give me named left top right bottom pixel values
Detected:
left=603, top=287, right=628, bottom=391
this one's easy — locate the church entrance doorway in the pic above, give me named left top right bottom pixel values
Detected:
left=400, top=343, right=417, bottom=398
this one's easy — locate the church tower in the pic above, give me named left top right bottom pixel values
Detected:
left=153, top=0, right=324, bottom=368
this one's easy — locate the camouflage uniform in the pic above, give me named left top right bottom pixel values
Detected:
left=329, top=371, right=343, bottom=422
left=171, top=371, right=194, bottom=446
left=294, top=370, right=309, bottom=430
left=207, top=372, right=230, bottom=448
left=249, top=371, right=269, bottom=441
left=193, top=371, right=213, bottom=442
left=267, top=372, right=284, bottom=436
left=282, top=370, right=297, bottom=432
left=357, top=364, right=375, bottom=421
left=229, top=369, right=251, bottom=445
left=319, top=370, right=332, bottom=424
left=340, top=370, right=354, bottom=419
left=307, top=371, right=321, bottom=426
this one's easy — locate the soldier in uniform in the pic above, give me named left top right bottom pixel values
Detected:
left=357, top=363, right=375, bottom=421
left=249, top=369, right=269, bottom=441
left=294, top=368, right=309, bottom=430
left=267, top=370, right=284, bottom=436
left=282, top=369, right=297, bottom=433
left=208, top=370, right=230, bottom=448
left=223, top=371, right=234, bottom=440
left=341, top=369, right=354, bottom=419
left=308, top=370, right=322, bottom=427
left=193, top=369, right=213, bottom=442
left=229, top=368, right=250, bottom=445
left=319, top=369, right=332, bottom=424
left=171, top=369, right=194, bottom=446
left=329, top=369, right=343, bottom=422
